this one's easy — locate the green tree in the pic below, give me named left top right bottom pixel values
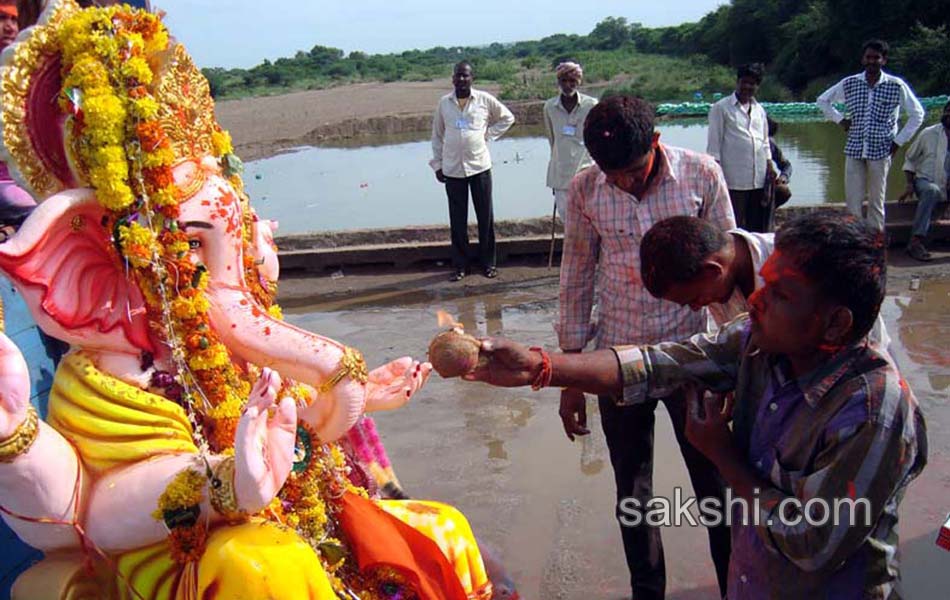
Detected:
left=590, top=17, right=630, bottom=50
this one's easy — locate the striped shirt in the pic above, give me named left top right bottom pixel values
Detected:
left=613, top=316, right=928, bottom=599
left=558, top=144, right=735, bottom=350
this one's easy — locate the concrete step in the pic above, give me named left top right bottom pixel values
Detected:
left=277, top=201, right=950, bottom=274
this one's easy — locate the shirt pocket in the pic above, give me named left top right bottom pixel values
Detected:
left=871, top=91, right=899, bottom=123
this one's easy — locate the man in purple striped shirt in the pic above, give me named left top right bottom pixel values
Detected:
left=470, top=213, right=927, bottom=599
left=557, top=95, right=736, bottom=598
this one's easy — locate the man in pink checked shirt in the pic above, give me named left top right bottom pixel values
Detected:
left=558, top=95, right=736, bottom=599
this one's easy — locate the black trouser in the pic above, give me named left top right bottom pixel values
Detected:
left=729, top=188, right=773, bottom=233
left=599, top=389, right=730, bottom=600
left=445, top=170, right=495, bottom=270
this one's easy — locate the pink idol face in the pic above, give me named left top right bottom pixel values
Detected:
left=176, top=168, right=246, bottom=289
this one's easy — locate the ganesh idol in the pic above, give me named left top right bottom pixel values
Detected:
left=0, top=1, right=514, bottom=599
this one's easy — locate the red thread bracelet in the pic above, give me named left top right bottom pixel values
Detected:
left=529, top=347, right=552, bottom=391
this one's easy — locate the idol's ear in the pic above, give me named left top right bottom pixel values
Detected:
left=0, top=189, right=154, bottom=353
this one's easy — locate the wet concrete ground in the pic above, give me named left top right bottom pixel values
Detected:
left=281, top=258, right=950, bottom=600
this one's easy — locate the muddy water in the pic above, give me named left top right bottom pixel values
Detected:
left=243, top=118, right=938, bottom=235
left=286, top=278, right=950, bottom=600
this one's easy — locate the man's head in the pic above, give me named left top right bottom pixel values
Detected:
left=861, top=39, right=889, bottom=76
left=555, top=60, right=583, bottom=96
left=583, top=95, right=659, bottom=195
left=941, top=100, right=950, bottom=130
left=641, top=217, right=735, bottom=310
left=747, top=213, right=885, bottom=356
left=0, top=0, right=18, bottom=50
left=735, top=63, right=764, bottom=104
left=453, top=61, right=474, bottom=97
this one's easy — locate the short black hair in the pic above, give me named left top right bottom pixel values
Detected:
left=640, top=216, right=729, bottom=298
left=454, top=60, right=473, bottom=74
left=862, top=39, right=889, bottom=58
left=583, top=95, right=656, bottom=171
left=736, top=63, right=765, bottom=84
left=775, top=213, right=886, bottom=343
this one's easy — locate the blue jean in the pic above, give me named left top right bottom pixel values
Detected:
left=912, top=178, right=946, bottom=238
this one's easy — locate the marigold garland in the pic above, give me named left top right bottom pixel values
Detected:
left=56, top=4, right=398, bottom=597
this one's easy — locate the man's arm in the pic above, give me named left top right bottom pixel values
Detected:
left=899, top=133, right=924, bottom=200
left=706, top=102, right=724, bottom=162
left=486, top=96, right=515, bottom=141
left=429, top=101, right=446, bottom=173
left=543, top=103, right=555, bottom=148
left=557, top=176, right=599, bottom=351
left=816, top=79, right=846, bottom=124
left=467, top=314, right=747, bottom=399
left=701, top=158, right=738, bottom=230
left=895, top=81, right=925, bottom=147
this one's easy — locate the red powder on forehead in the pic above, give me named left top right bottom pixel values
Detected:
left=759, top=249, right=808, bottom=283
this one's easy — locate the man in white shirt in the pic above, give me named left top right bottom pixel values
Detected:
left=898, top=100, right=950, bottom=261
left=430, top=61, right=515, bottom=282
left=817, top=39, right=924, bottom=231
left=543, top=60, right=597, bottom=222
left=707, top=64, right=773, bottom=233
left=640, top=215, right=890, bottom=348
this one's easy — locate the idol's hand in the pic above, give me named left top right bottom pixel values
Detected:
left=364, top=357, right=432, bottom=412
left=234, top=368, right=297, bottom=514
left=0, top=332, right=31, bottom=440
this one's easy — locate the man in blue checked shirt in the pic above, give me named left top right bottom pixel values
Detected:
left=817, top=39, right=924, bottom=232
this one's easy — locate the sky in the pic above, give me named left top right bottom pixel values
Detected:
left=156, top=1, right=726, bottom=70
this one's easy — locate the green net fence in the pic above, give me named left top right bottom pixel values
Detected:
left=656, top=95, right=949, bottom=122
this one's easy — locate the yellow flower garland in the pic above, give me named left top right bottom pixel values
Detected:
left=56, top=7, right=371, bottom=593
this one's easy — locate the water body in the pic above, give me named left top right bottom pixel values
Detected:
left=245, top=118, right=940, bottom=234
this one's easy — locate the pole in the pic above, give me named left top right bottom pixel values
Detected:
left=547, top=199, right=557, bottom=269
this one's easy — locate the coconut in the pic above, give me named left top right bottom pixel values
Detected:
left=427, top=329, right=482, bottom=378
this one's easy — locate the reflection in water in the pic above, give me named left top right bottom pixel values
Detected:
left=894, top=278, right=950, bottom=395
left=245, top=114, right=942, bottom=233
left=579, top=397, right=605, bottom=476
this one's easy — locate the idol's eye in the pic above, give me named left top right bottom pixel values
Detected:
left=188, top=239, right=201, bottom=250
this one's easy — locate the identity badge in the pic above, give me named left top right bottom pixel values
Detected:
left=456, top=118, right=471, bottom=130
left=562, top=125, right=577, bottom=136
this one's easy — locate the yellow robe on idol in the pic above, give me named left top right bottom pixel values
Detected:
left=16, top=352, right=490, bottom=600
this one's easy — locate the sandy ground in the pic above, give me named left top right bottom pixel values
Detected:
left=216, top=79, right=502, bottom=160
left=278, top=251, right=950, bottom=600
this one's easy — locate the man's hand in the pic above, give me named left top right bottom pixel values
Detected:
left=898, top=183, right=916, bottom=203
left=840, top=118, right=852, bottom=132
left=464, top=338, right=542, bottom=387
left=890, top=142, right=900, bottom=156
left=685, top=391, right=735, bottom=464
left=558, top=388, right=590, bottom=441
left=435, top=169, right=446, bottom=183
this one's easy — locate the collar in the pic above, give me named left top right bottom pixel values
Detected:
left=454, top=88, right=478, bottom=101
left=593, top=143, right=677, bottom=195
left=862, top=70, right=893, bottom=86
left=789, top=344, right=866, bottom=408
left=732, top=93, right=756, bottom=107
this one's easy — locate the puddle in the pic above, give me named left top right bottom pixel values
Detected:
left=285, top=276, right=950, bottom=599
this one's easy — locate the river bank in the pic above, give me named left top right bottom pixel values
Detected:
left=216, top=79, right=546, bottom=161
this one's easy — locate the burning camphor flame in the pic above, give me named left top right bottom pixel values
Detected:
left=436, top=310, right=463, bottom=331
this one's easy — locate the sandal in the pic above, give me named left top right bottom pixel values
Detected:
left=483, top=267, right=498, bottom=279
